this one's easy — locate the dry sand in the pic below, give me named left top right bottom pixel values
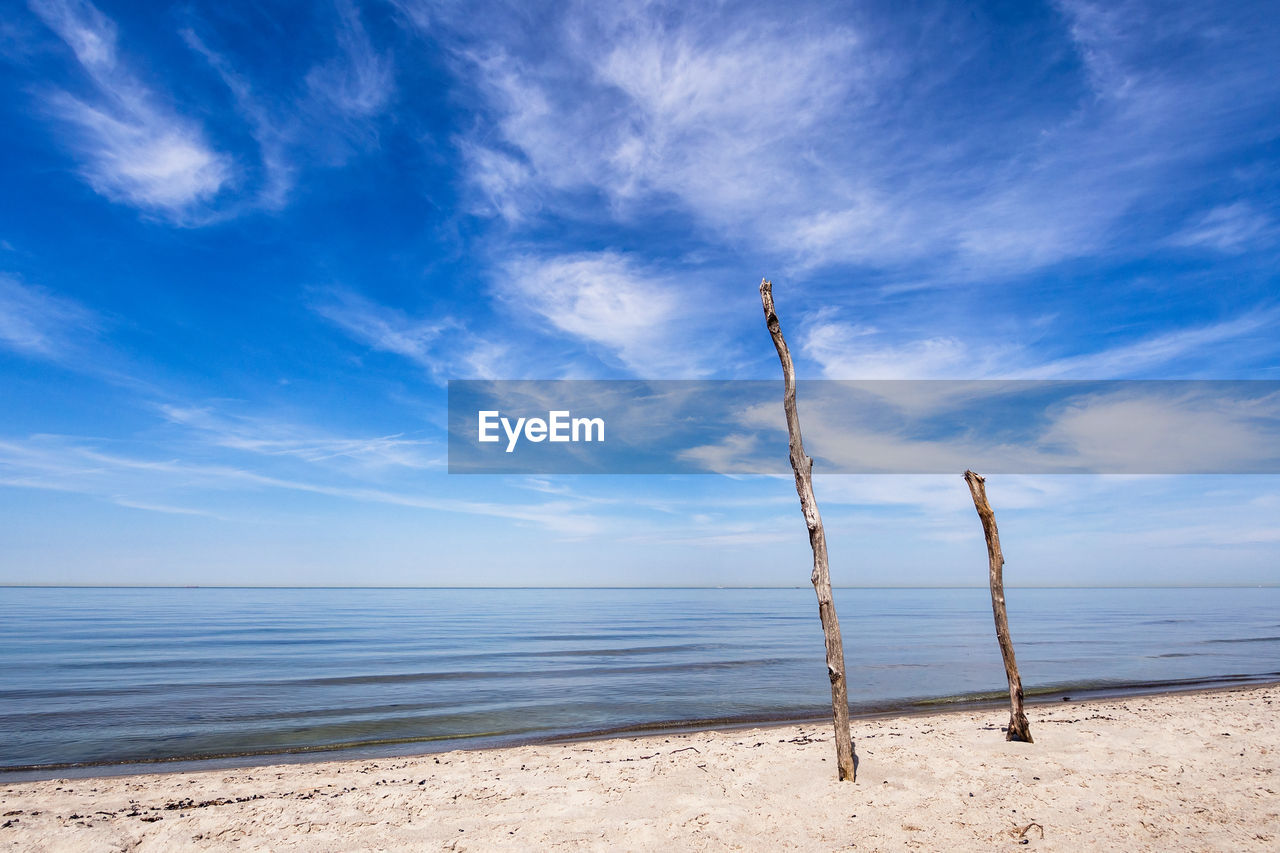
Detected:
left=2, top=684, right=1277, bottom=851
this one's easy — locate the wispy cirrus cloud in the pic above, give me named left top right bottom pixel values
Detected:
left=802, top=305, right=1280, bottom=379
left=1028, top=310, right=1280, bottom=379
left=0, top=434, right=601, bottom=535
left=1168, top=203, right=1277, bottom=254
left=24, top=0, right=395, bottom=221
left=158, top=404, right=441, bottom=471
left=495, top=252, right=732, bottom=377
left=312, top=288, right=510, bottom=380
left=27, top=0, right=232, bottom=221
left=450, top=4, right=874, bottom=257
left=670, top=380, right=1280, bottom=478
left=313, top=288, right=454, bottom=370
left=179, top=27, right=295, bottom=212
left=801, top=315, right=1015, bottom=381
left=489, top=13, right=856, bottom=225
left=426, top=0, right=1280, bottom=279
left=181, top=0, right=395, bottom=211
left=305, top=0, right=394, bottom=122
left=0, top=273, right=97, bottom=360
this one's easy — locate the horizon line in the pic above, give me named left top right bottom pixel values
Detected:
left=2, top=584, right=1277, bottom=590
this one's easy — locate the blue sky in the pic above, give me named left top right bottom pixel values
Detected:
left=1, top=0, right=1278, bottom=586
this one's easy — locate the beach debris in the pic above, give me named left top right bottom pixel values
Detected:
left=1015, top=821, right=1045, bottom=840
left=759, top=277, right=858, bottom=782
left=964, top=470, right=1034, bottom=743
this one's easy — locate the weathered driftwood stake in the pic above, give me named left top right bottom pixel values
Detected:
left=963, top=470, right=1033, bottom=743
left=759, top=278, right=857, bottom=781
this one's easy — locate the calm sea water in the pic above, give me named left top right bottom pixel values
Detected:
left=1, top=586, right=1277, bottom=773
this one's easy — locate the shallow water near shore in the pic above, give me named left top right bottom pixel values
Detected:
left=1, top=586, right=1277, bottom=775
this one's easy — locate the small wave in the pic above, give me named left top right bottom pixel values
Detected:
left=0, top=728, right=526, bottom=774
left=0, top=657, right=808, bottom=700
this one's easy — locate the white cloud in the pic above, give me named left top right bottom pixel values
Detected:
left=440, top=0, right=1280, bottom=277
left=458, top=140, right=534, bottom=222
left=676, top=433, right=764, bottom=476
left=0, top=274, right=96, bottom=359
left=305, top=0, right=394, bottom=120
left=158, top=405, right=442, bottom=471
left=27, top=0, right=391, bottom=221
left=314, top=289, right=451, bottom=366
left=1039, top=390, right=1280, bottom=474
left=109, top=497, right=231, bottom=520
left=457, top=9, right=876, bottom=259
left=588, top=20, right=858, bottom=207
left=43, top=95, right=230, bottom=211
left=1030, top=310, right=1280, bottom=378
left=313, top=288, right=509, bottom=380
left=0, top=434, right=602, bottom=535
left=802, top=316, right=1015, bottom=380
left=180, top=27, right=295, bottom=212
left=802, top=307, right=1280, bottom=380
left=386, top=0, right=431, bottom=34
left=1169, top=202, right=1276, bottom=254
left=496, top=252, right=726, bottom=376
left=680, top=381, right=1280, bottom=478
left=28, top=0, right=232, bottom=219
left=177, top=0, right=395, bottom=214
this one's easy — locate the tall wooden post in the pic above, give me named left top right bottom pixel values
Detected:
left=759, top=278, right=857, bottom=781
left=963, top=470, right=1033, bottom=743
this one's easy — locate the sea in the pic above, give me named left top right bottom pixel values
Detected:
left=1, top=586, right=1277, bottom=777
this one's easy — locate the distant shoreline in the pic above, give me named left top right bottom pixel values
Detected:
left=5, top=671, right=1275, bottom=783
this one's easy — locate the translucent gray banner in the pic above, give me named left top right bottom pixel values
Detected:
left=447, top=380, right=1280, bottom=474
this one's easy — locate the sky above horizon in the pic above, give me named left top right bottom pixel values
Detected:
left=1, top=0, right=1279, bottom=587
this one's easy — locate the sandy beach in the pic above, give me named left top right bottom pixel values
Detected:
left=1, top=684, right=1275, bottom=851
